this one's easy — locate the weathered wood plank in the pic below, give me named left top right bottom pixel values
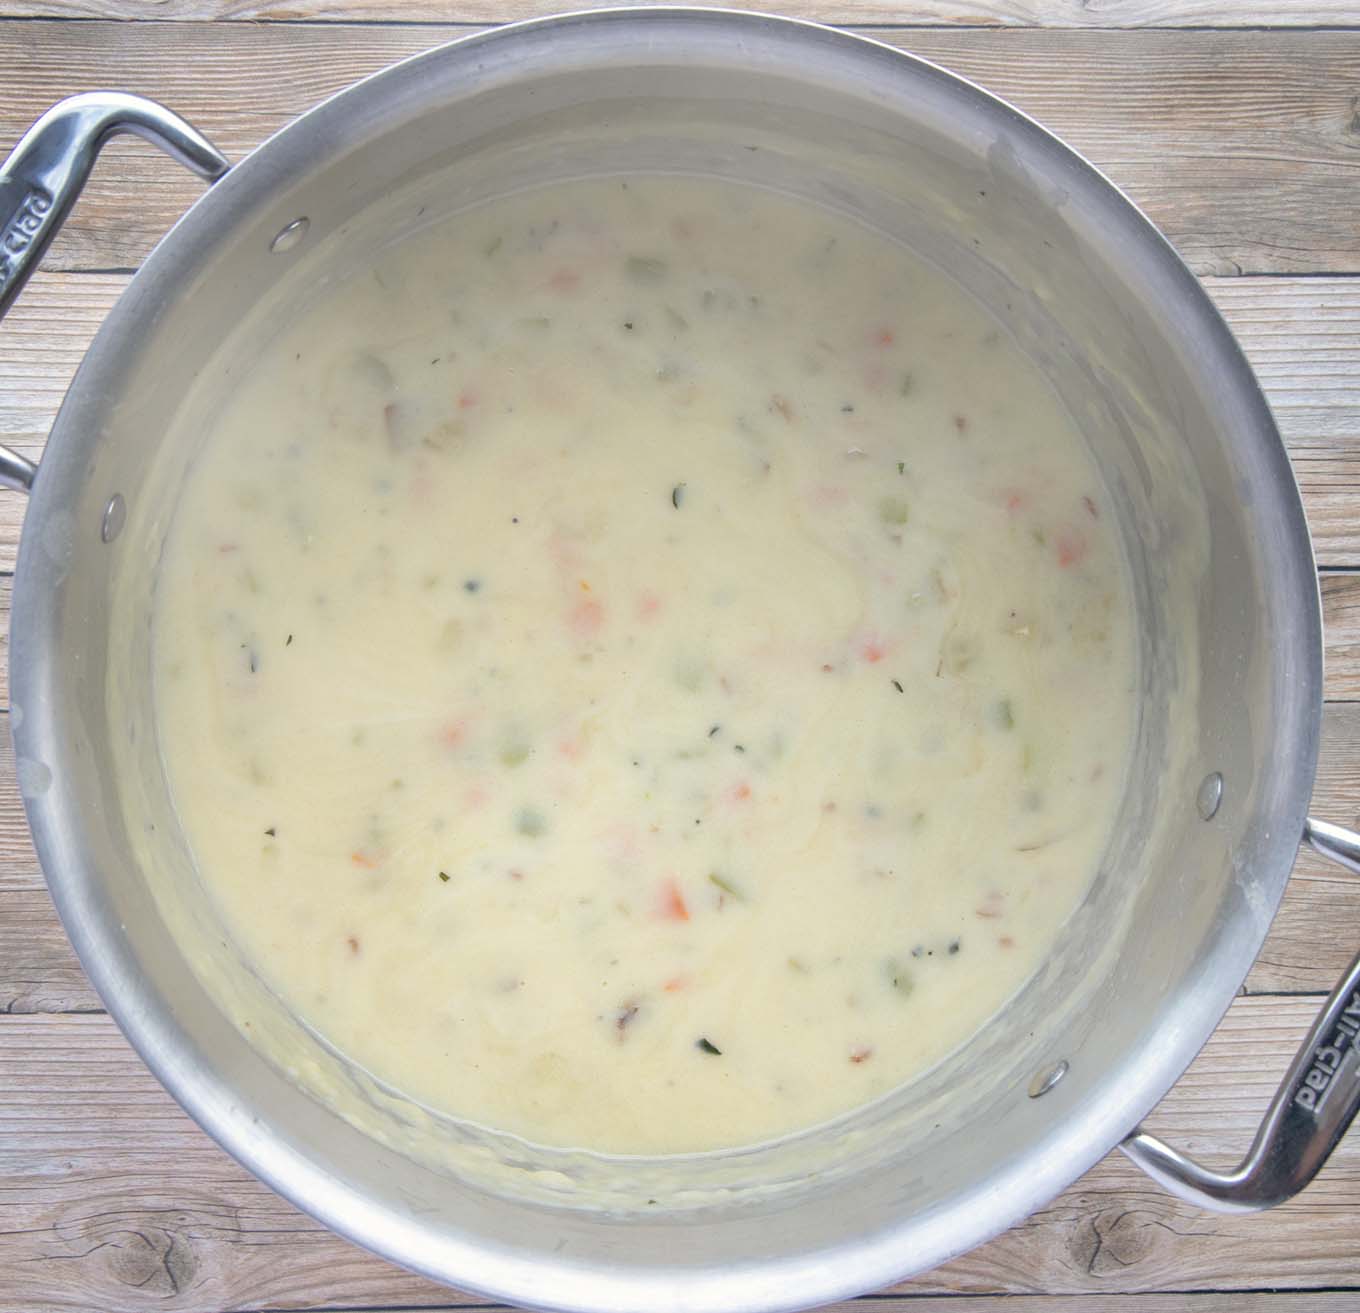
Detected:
left=1, top=271, right=1357, bottom=572
left=3, top=0, right=1358, bottom=29
left=0, top=25, right=1356, bottom=276
left=0, top=996, right=1354, bottom=1311
left=2, top=699, right=1357, bottom=1013
left=1207, top=278, right=1360, bottom=571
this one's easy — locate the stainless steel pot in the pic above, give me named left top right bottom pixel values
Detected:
left=2, top=10, right=1358, bottom=1311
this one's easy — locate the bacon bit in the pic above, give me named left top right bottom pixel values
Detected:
left=1056, top=528, right=1089, bottom=569
left=821, top=663, right=835, bottom=674
left=663, top=975, right=689, bottom=993
left=549, top=268, right=580, bottom=293
left=350, top=850, right=379, bottom=869
left=457, top=389, right=479, bottom=410
left=998, top=935, right=1015, bottom=949
left=558, top=735, right=586, bottom=762
left=636, top=590, right=662, bottom=620
left=850, top=1045, right=874, bottom=1064
left=1002, top=488, right=1027, bottom=513
left=822, top=801, right=838, bottom=813
left=570, top=597, right=605, bottom=637
left=1083, top=494, right=1099, bottom=519
left=346, top=935, right=360, bottom=955
left=508, top=868, right=524, bottom=882
left=953, top=414, right=970, bottom=434
left=658, top=878, right=690, bottom=922
left=874, top=327, right=895, bottom=347
left=769, top=393, right=795, bottom=422
left=731, top=781, right=752, bottom=802
left=217, top=543, right=239, bottom=554
left=615, top=1001, right=639, bottom=1038
left=862, top=640, right=887, bottom=664
left=441, top=720, right=469, bottom=749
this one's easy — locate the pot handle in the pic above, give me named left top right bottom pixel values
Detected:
left=1120, top=816, right=1360, bottom=1212
left=0, top=93, right=229, bottom=492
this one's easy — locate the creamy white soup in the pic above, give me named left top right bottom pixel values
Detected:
left=152, top=176, right=1136, bottom=1155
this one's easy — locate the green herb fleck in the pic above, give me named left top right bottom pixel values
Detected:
left=264, top=827, right=276, bottom=838
left=708, top=724, right=721, bottom=738
left=897, top=461, right=906, bottom=475
left=899, top=372, right=915, bottom=397
left=515, top=807, right=547, bottom=838
left=886, top=960, right=915, bottom=996
left=464, top=578, right=482, bottom=594
left=879, top=496, right=910, bottom=527
left=672, top=482, right=686, bottom=509
left=501, top=741, right=531, bottom=768
left=708, top=872, right=746, bottom=901
left=675, top=657, right=705, bottom=692
left=626, top=255, right=668, bottom=283
left=787, top=955, right=808, bottom=973
left=892, top=678, right=904, bottom=693
left=484, top=234, right=503, bottom=258
left=696, top=1037, right=722, bottom=1055
left=992, top=698, right=1015, bottom=730
left=285, top=634, right=293, bottom=647
left=438, top=870, right=450, bottom=883
left=948, top=938, right=961, bottom=955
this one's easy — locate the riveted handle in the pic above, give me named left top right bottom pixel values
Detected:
left=0, top=93, right=229, bottom=492
left=1120, top=817, right=1360, bottom=1212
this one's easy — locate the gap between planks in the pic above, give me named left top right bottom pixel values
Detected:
left=2, top=998, right=1357, bottom=1311
left=4, top=703, right=1360, bottom=1014
left=3, top=0, right=1360, bottom=30
left=0, top=25, right=1357, bottom=277
left=2, top=272, right=1358, bottom=566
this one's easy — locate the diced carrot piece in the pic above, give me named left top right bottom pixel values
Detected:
left=658, top=878, right=690, bottom=922
left=570, top=597, right=605, bottom=637
left=1056, top=529, right=1088, bottom=568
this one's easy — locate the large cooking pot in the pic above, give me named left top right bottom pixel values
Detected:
left=2, top=10, right=1358, bottom=1310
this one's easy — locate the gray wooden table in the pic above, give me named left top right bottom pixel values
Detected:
left=1, top=3, right=1358, bottom=1310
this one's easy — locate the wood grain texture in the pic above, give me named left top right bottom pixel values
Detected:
left=2, top=7, right=1358, bottom=1307
left=1, top=272, right=1357, bottom=572
left=0, top=996, right=1355, bottom=1312
left=2, top=698, right=1357, bottom=1013
left=3, top=0, right=1359, bottom=28
left=0, top=24, right=1357, bottom=276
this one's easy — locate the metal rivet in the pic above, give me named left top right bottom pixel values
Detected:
left=1028, top=1059, right=1068, bottom=1099
left=1197, top=771, right=1224, bottom=821
left=270, top=216, right=310, bottom=254
left=100, top=492, right=125, bottom=543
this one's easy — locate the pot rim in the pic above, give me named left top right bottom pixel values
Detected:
left=10, top=9, right=1323, bottom=1311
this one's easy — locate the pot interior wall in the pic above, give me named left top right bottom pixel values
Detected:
left=17, top=16, right=1319, bottom=1302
